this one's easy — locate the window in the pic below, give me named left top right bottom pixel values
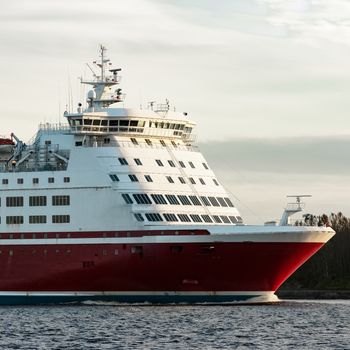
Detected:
left=236, top=216, right=243, bottom=223
left=155, top=159, right=164, bottom=167
left=189, top=196, right=201, bottom=206
left=48, top=177, right=54, bottom=183
left=33, top=178, right=39, bottom=184
left=119, top=158, right=128, bottom=165
left=52, top=215, right=70, bottom=224
left=145, top=213, right=163, bottom=222
left=171, top=141, right=178, bottom=148
left=203, top=163, right=209, bottom=170
left=217, top=197, right=228, bottom=207
left=200, top=196, right=211, bottom=206
left=134, top=158, right=142, bottom=165
left=168, top=160, right=175, bottom=167
left=145, top=139, right=152, bottom=146
left=225, top=198, right=234, bottom=207
left=128, top=174, right=139, bottom=182
left=29, top=215, right=47, bottom=224
left=109, top=174, right=119, bottom=182
left=189, top=177, right=196, bottom=185
left=178, top=214, right=191, bottom=222
left=208, top=197, right=220, bottom=207
left=144, top=175, right=153, bottom=182
left=6, top=216, right=24, bottom=224
left=164, top=213, right=178, bottom=222
left=178, top=177, right=186, bottom=184
left=178, top=195, right=192, bottom=205
left=213, top=179, right=219, bottom=186
left=17, top=178, right=24, bottom=184
left=229, top=216, right=238, bottom=224
left=190, top=214, right=202, bottom=223
left=29, top=196, right=47, bottom=206
left=122, top=194, right=133, bottom=204
left=134, top=213, right=144, bottom=222
left=213, top=215, right=222, bottom=223
left=179, top=161, right=186, bottom=168
left=151, top=194, right=168, bottom=205
left=160, top=140, right=166, bottom=147
left=64, top=177, right=70, bottom=183
left=199, top=178, right=206, bottom=185
left=165, top=195, right=180, bottom=205
left=130, top=138, right=138, bottom=145
left=2, top=179, right=8, bottom=185
left=166, top=176, right=174, bottom=184
left=132, top=193, right=152, bottom=204
left=189, top=161, right=195, bottom=169
left=6, top=197, right=23, bottom=207
left=52, top=195, right=70, bottom=206
left=221, top=216, right=231, bottom=224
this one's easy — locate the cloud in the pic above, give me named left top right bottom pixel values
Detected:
left=199, top=136, right=350, bottom=176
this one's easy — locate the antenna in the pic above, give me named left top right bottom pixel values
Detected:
left=286, top=195, right=312, bottom=203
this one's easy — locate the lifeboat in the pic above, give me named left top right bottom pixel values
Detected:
left=0, top=137, right=15, bottom=154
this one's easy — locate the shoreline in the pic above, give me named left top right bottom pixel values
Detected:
left=276, top=290, right=350, bottom=300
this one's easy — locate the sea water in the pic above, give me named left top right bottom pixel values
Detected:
left=0, top=300, right=349, bottom=349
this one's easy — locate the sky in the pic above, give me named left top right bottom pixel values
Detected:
left=1, top=0, right=350, bottom=223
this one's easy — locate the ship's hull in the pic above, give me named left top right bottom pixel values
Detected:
left=0, top=227, right=334, bottom=305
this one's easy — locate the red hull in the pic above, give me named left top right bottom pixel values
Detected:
left=0, top=241, right=323, bottom=292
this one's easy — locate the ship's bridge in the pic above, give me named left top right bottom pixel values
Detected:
left=65, top=107, right=196, bottom=143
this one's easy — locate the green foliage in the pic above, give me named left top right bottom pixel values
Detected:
left=282, top=212, right=350, bottom=290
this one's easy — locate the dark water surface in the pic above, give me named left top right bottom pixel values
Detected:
left=0, top=300, right=349, bottom=349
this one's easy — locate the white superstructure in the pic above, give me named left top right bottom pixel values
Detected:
left=0, top=46, right=242, bottom=234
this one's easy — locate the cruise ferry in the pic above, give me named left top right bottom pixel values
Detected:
left=0, top=47, right=334, bottom=304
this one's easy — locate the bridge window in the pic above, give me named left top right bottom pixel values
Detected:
left=208, top=197, right=220, bottom=207
left=188, top=162, right=195, bottom=169
left=213, top=215, right=222, bottom=223
left=155, top=159, right=164, bottom=167
left=122, top=193, right=133, bottom=204
left=131, top=138, right=138, bottom=145
left=189, top=178, right=196, bottom=185
left=164, top=213, right=178, bottom=222
left=134, top=158, right=142, bottom=165
left=144, top=175, right=153, bottom=182
left=145, top=213, right=163, bottom=222
left=6, top=216, right=24, bottom=224
left=213, top=179, right=219, bottom=186
left=178, top=214, right=191, bottom=222
left=29, top=196, right=47, bottom=206
left=199, top=178, right=206, bottom=185
left=132, top=194, right=152, bottom=204
left=6, top=197, right=23, bottom=207
left=168, top=160, right=175, bottom=167
left=200, top=197, right=211, bottom=206
left=217, top=197, right=228, bottom=207
left=29, top=215, right=47, bottom=224
left=129, top=174, right=139, bottom=182
left=118, top=158, right=128, bottom=165
left=179, top=161, right=186, bottom=168
left=189, top=196, right=201, bottom=206
left=52, top=195, right=70, bottom=206
left=178, top=177, right=186, bottom=184
left=166, top=176, right=174, bottom=184
left=221, top=216, right=231, bottom=224
left=151, top=194, right=167, bottom=205
left=225, top=198, right=234, bottom=207
left=109, top=174, right=119, bottom=182
left=134, top=213, right=144, bottom=222
left=52, top=215, right=70, bottom=224
left=229, top=216, right=238, bottom=223
left=203, top=163, right=209, bottom=170
left=178, top=195, right=191, bottom=205
left=145, top=139, right=152, bottom=146
left=201, top=215, right=212, bottom=222
left=190, top=214, right=202, bottom=223
left=165, top=195, right=180, bottom=205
